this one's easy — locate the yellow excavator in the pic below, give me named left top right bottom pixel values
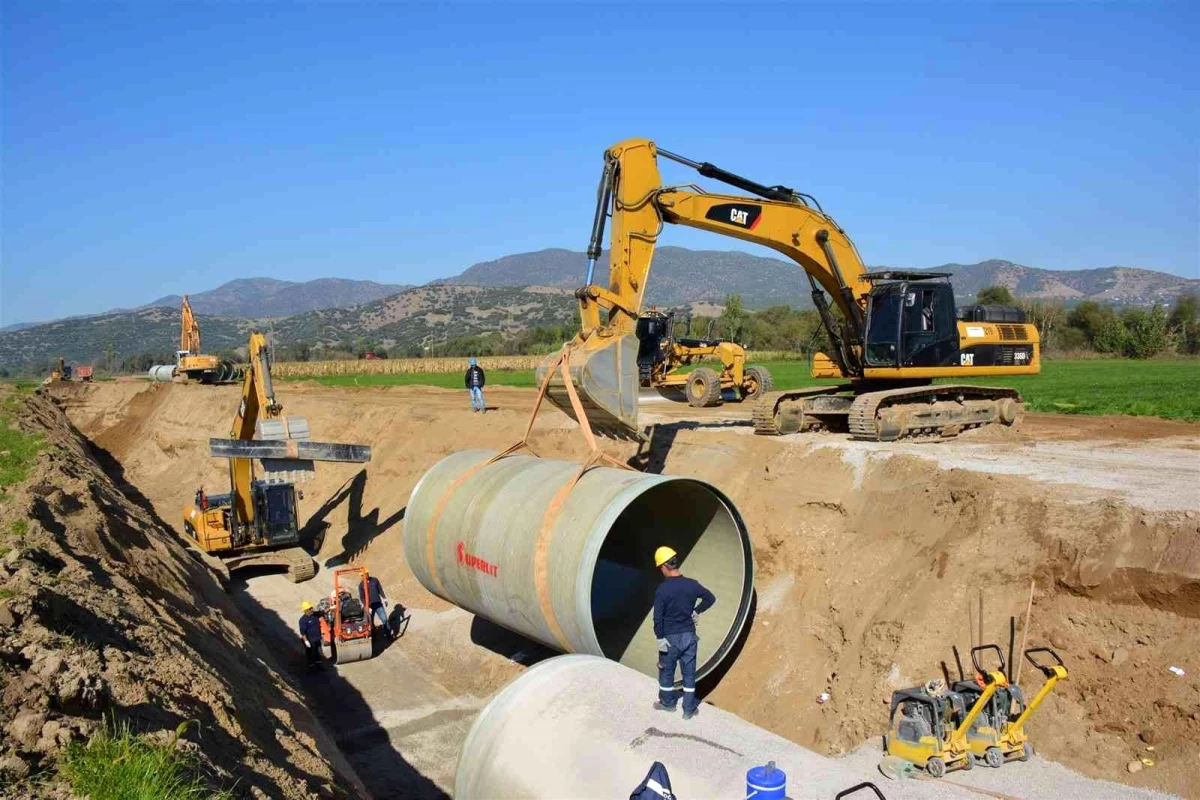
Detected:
left=637, top=309, right=773, bottom=406
left=537, top=138, right=1040, bottom=441
left=176, top=295, right=241, bottom=383
left=182, top=331, right=370, bottom=583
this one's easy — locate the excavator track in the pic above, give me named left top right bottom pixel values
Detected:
left=752, top=387, right=850, bottom=436
left=848, top=385, right=1022, bottom=442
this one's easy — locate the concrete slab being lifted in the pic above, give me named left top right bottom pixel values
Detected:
left=208, top=438, right=372, bottom=462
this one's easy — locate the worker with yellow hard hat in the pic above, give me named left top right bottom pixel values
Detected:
left=298, top=599, right=324, bottom=671
left=651, top=545, right=715, bottom=720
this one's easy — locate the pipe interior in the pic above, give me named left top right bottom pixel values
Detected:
left=589, top=480, right=748, bottom=677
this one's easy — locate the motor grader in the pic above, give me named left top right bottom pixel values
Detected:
left=636, top=309, right=773, bottom=407
left=537, top=138, right=1039, bottom=442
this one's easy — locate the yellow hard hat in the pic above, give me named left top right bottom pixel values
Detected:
left=300, top=600, right=313, bottom=611
left=654, top=546, right=677, bottom=567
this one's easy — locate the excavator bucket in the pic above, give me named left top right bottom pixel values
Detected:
left=535, top=335, right=641, bottom=440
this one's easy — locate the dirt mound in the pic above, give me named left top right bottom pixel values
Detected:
left=58, top=381, right=1200, bottom=797
left=0, top=389, right=363, bottom=797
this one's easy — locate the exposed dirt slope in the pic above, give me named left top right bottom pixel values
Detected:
left=0, top=388, right=363, bottom=798
left=57, top=381, right=1200, bottom=797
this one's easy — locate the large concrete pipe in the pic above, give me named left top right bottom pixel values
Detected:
left=404, top=450, right=753, bottom=680
left=147, top=364, right=176, bottom=382
left=455, top=655, right=959, bottom=799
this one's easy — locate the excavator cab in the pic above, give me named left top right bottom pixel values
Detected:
left=862, top=274, right=959, bottom=369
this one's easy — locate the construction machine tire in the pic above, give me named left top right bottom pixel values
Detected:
left=963, top=752, right=976, bottom=771
left=685, top=368, right=723, bottom=407
left=1019, top=743, right=1033, bottom=762
left=740, top=366, right=774, bottom=402
left=984, top=747, right=1004, bottom=769
left=925, top=757, right=946, bottom=778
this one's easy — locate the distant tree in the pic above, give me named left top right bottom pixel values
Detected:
left=1091, top=317, right=1128, bottom=355
left=1168, top=293, right=1199, bottom=354
left=1122, top=306, right=1168, bottom=359
left=718, top=294, right=749, bottom=343
left=1051, top=326, right=1088, bottom=352
left=1019, top=300, right=1066, bottom=345
left=977, top=285, right=1015, bottom=305
left=289, top=341, right=313, bottom=362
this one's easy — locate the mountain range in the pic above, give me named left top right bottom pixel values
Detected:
left=2, top=249, right=1195, bottom=371
left=143, top=277, right=409, bottom=317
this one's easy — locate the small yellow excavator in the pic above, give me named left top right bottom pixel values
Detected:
left=636, top=309, right=773, bottom=406
left=538, top=138, right=1039, bottom=441
left=175, top=295, right=241, bottom=383
left=182, top=331, right=371, bottom=583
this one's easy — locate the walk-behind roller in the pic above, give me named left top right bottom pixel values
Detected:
left=320, top=566, right=375, bottom=664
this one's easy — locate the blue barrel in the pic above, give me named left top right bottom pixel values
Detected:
left=746, top=761, right=786, bottom=799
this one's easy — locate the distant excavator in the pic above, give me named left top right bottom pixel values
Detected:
left=182, top=331, right=371, bottom=583
left=537, top=138, right=1040, bottom=442
left=175, top=295, right=242, bottom=384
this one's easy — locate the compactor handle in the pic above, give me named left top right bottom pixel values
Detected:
left=835, top=783, right=886, bottom=799
left=971, top=643, right=1007, bottom=682
left=1024, top=647, right=1065, bottom=678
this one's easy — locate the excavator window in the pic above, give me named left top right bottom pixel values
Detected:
left=864, top=286, right=903, bottom=367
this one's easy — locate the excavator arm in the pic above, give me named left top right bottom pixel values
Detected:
left=180, top=295, right=202, bottom=355
left=541, top=137, right=872, bottom=436
left=228, top=332, right=283, bottom=526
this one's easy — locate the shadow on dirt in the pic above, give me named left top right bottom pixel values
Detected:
left=302, top=469, right=406, bottom=567
left=469, top=616, right=556, bottom=667
left=229, top=571, right=449, bottom=799
left=628, top=420, right=754, bottom=474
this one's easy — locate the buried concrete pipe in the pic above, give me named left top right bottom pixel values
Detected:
left=404, top=450, right=754, bottom=680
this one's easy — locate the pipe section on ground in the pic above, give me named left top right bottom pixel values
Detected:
left=404, top=450, right=753, bottom=680
left=147, top=365, right=176, bottom=382
left=455, top=655, right=918, bottom=799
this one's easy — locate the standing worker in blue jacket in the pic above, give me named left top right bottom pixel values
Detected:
left=465, top=358, right=486, bottom=413
left=652, top=546, right=716, bottom=720
left=298, top=601, right=324, bottom=671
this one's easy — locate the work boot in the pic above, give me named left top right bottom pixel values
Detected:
left=652, top=701, right=677, bottom=713
left=682, top=707, right=699, bottom=720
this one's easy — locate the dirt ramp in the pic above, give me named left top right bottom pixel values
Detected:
left=0, top=389, right=363, bottom=797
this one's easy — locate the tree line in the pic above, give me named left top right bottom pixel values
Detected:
left=9, top=287, right=1193, bottom=378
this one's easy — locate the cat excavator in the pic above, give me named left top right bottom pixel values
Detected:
left=182, top=331, right=371, bottom=583
left=176, top=295, right=242, bottom=383
left=537, top=138, right=1040, bottom=441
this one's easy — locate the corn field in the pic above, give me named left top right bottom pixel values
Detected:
left=273, top=350, right=807, bottom=378
left=271, top=355, right=547, bottom=377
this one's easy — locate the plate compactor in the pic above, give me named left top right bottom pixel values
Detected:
left=318, top=566, right=376, bottom=664
left=953, top=645, right=1068, bottom=767
left=884, top=659, right=1010, bottom=777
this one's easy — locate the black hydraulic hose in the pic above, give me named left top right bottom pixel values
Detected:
left=657, top=147, right=798, bottom=203
left=584, top=157, right=616, bottom=286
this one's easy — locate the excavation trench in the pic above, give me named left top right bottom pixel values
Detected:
left=404, top=450, right=754, bottom=680
left=54, top=382, right=1200, bottom=797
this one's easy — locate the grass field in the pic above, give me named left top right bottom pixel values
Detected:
left=283, top=358, right=1200, bottom=421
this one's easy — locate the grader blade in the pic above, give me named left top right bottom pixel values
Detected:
left=535, top=335, right=641, bottom=440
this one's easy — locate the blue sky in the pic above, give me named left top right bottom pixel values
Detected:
left=2, top=2, right=1197, bottom=324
